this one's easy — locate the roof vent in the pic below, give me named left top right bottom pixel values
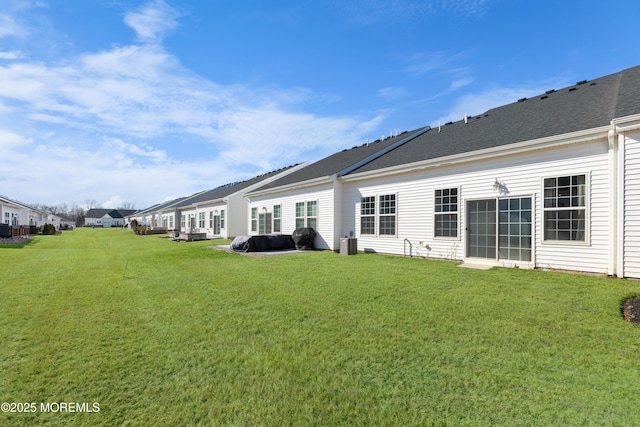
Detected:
left=517, top=97, right=527, bottom=102
left=545, top=89, right=555, bottom=94
left=541, top=95, right=548, bottom=99
left=576, top=80, right=588, bottom=85
left=445, top=121, right=453, bottom=125
left=569, top=87, right=577, bottom=92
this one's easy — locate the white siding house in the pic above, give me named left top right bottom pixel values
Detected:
left=246, top=128, right=430, bottom=250
left=332, top=66, right=640, bottom=277
left=243, top=66, right=640, bottom=277
left=177, top=164, right=308, bottom=239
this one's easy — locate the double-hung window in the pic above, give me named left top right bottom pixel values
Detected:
left=251, top=207, right=258, bottom=232
left=198, top=212, right=205, bottom=228
left=295, top=201, right=318, bottom=229
left=295, top=202, right=305, bottom=229
left=273, top=205, right=281, bottom=233
left=379, top=194, right=396, bottom=235
left=543, top=174, right=587, bottom=242
left=434, top=188, right=458, bottom=238
left=360, top=194, right=396, bottom=236
left=360, top=196, right=376, bottom=235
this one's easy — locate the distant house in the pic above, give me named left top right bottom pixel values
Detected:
left=133, top=164, right=309, bottom=239
left=0, top=195, right=63, bottom=229
left=85, top=209, right=137, bottom=228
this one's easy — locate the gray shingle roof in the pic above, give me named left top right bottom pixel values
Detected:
left=86, top=208, right=137, bottom=219
left=348, top=65, right=640, bottom=175
left=251, top=127, right=428, bottom=192
left=175, top=164, right=303, bottom=208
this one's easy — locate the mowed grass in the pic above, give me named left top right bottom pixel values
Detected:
left=1, top=229, right=640, bottom=426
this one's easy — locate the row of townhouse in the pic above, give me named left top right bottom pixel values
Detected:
left=128, top=164, right=309, bottom=238
left=0, top=195, right=66, bottom=229
left=135, top=65, right=640, bottom=278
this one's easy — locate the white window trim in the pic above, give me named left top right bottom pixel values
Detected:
left=540, top=172, right=590, bottom=246
left=433, top=187, right=461, bottom=241
left=359, top=195, right=376, bottom=236
left=295, top=200, right=319, bottom=230
left=359, top=193, right=398, bottom=238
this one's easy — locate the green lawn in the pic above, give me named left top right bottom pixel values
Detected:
left=1, top=228, right=639, bottom=426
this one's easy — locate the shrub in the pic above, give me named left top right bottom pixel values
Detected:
left=42, top=223, right=56, bottom=235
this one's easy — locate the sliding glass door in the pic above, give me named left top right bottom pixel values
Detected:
left=466, top=197, right=532, bottom=261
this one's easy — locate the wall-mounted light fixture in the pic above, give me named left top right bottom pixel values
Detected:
left=492, top=178, right=509, bottom=195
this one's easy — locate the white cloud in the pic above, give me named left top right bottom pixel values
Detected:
left=0, top=14, right=25, bottom=38
left=0, top=50, right=24, bottom=59
left=0, top=0, right=384, bottom=207
left=333, top=0, right=490, bottom=25
left=378, top=86, right=409, bottom=101
left=123, top=0, right=182, bottom=43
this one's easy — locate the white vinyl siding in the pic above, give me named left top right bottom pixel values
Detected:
left=247, top=184, right=335, bottom=249
left=343, top=138, right=610, bottom=273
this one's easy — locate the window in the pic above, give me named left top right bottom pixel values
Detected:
left=273, top=205, right=281, bottom=233
left=306, top=201, right=317, bottom=230
left=4, top=212, right=9, bottom=224
left=169, top=216, right=173, bottom=229
left=359, top=194, right=397, bottom=236
left=209, top=211, right=213, bottom=228
left=180, top=215, right=185, bottom=229
left=198, top=212, right=205, bottom=228
left=213, top=213, right=221, bottom=235
left=251, top=207, right=258, bottom=232
left=434, top=188, right=458, bottom=238
left=295, top=202, right=305, bottom=229
left=220, top=210, right=225, bottom=229
left=360, top=196, right=376, bottom=235
left=296, top=201, right=318, bottom=229
left=543, top=174, right=586, bottom=242
left=379, top=194, right=396, bottom=235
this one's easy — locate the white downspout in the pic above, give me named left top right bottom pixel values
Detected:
left=617, top=131, right=626, bottom=277
left=607, top=128, right=617, bottom=276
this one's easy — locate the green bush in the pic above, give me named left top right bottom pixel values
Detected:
left=42, top=223, right=56, bottom=235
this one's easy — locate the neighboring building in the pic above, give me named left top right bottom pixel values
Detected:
left=85, top=209, right=137, bottom=228
left=134, top=164, right=309, bottom=239
left=244, top=128, right=430, bottom=250
left=0, top=195, right=63, bottom=229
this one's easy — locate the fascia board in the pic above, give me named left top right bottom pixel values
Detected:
left=245, top=176, right=332, bottom=199
left=613, top=113, right=640, bottom=131
left=341, top=125, right=610, bottom=183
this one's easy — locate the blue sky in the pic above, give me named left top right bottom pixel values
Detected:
left=1, top=0, right=638, bottom=209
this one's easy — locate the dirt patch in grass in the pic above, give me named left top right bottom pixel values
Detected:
left=621, top=297, right=640, bottom=324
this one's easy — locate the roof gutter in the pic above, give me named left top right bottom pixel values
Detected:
left=340, top=125, right=611, bottom=182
